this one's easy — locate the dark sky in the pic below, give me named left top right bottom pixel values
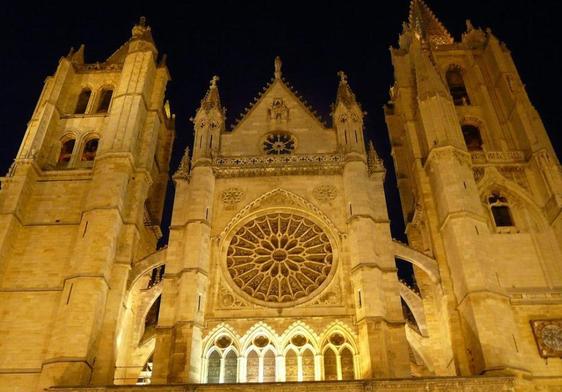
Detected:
left=1, top=0, right=560, bottom=244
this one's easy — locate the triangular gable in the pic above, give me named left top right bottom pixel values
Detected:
left=230, top=77, right=327, bottom=132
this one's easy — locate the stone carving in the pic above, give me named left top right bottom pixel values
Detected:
left=263, top=133, right=295, bottom=154
left=312, top=281, right=342, bottom=306
left=312, top=184, right=337, bottom=203
left=213, top=153, right=344, bottom=178
left=470, top=150, right=526, bottom=164
left=218, top=282, right=249, bottom=309
left=268, top=98, right=289, bottom=121
left=226, top=213, right=333, bottom=305
left=221, top=187, right=245, bottom=205
left=531, top=319, right=562, bottom=357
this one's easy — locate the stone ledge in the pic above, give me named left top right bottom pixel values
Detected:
left=48, top=376, right=517, bottom=391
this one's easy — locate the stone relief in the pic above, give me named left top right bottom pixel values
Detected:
left=268, top=98, right=290, bottom=122
left=221, top=187, right=245, bottom=205
left=226, top=213, right=333, bottom=305
left=312, top=184, right=337, bottom=203
left=218, top=282, right=249, bottom=309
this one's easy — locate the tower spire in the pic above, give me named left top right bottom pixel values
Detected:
left=200, top=75, right=222, bottom=112
left=408, top=0, right=453, bottom=47
left=336, top=71, right=360, bottom=109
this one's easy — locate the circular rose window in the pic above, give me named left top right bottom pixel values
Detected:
left=263, top=133, right=295, bottom=155
left=226, top=213, right=334, bottom=305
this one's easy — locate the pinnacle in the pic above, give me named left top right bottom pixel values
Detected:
left=335, top=71, right=359, bottom=109
left=408, top=0, right=453, bottom=47
left=200, top=75, right=222, bottom=112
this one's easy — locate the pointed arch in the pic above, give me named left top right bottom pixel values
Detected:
left=477, top=167, right=547, bottom=230
left=279, top=321, right=320, bottom=353
left=220, top=188, right=342, bottom=240
left=240, top=322, right=279, bottom=355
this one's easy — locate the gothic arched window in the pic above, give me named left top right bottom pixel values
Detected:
left=74, top=88, right=92, bottom=114
left=96, top=89, right=113, bottom=113
left=323, top=347, right=338, bottom=381
left=446, top=66, right=470, bottom=106
left=462, top=124, right=483, bottom=151
left=81, top=138, right=99, bottom=162
left=58, top=138, right=76, bottom=167
left=207, top=351, right=221, bottom=383
left=285, top=349, right=298, bottom=381
left=488, top=193, right=514, bottom=227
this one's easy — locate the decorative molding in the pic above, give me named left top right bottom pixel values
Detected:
left=470, top=150, right=526, bottom=164
left=221, top=187, right=245, bottom=206
left=212, top=153, right=344, bottom=178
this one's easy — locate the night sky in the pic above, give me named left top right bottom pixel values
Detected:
left=1, top=1, right=560, bottom=245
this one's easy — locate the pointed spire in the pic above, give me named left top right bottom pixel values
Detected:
left=408, top=0, right=453, bottom=47
left=336, top=71, right=359, bottom=108
left=367, top=141, right=385, bottom=174
left=274, top=56, right=282, bottom=79
left=201, top=75, right=222, bottom=112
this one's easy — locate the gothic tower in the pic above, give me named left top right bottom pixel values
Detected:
left=0, top=18, right=174, bottom=391
left=385, top=0, right=562, bottom=381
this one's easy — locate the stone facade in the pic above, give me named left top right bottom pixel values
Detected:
left=1, top=2, right=562, bottom=392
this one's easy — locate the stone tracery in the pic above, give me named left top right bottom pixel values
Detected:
left=226, top=213, right=333, bottom=304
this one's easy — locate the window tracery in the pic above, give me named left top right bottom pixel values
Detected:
left=263, top=133, right=295, bottom=154
left=226, top=213, right=334, bottom=305
left=202, top=323, right=357, bottom=384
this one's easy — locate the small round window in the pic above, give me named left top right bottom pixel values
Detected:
left=263, top=133, right=295, bottom=155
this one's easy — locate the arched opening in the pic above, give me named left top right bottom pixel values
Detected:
left=446, top=67, right=470, bottom=105
left=246, top=350, right=259, bottom=382
left=263, top=349, right=276, bottom=382
left=488, top=193, right=514, bottom=227
left=142, top=296, right=161, bottom=342
left=136, top=354, right=153, bottom=385
left=81, top=138, right=99, bottom=162
left=462, top=125, right=483, bottom=151
left=401, top=298, right=421, bottom=334
left=340, top=347, right=354, bottom=380
left=96, top=89, right=113, bottom=113
left=323, top=348, right=337, bottom=381
left=58, top=138, right=76, bottom=167
left=207, top=351, right=221, bottom=383
left=285, top=349, right=298, bottom=381
left=74, top=88, right=92, bottom=114
left=224, top=350, right=238, bottom=383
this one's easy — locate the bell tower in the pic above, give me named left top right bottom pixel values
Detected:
left=0, top=17, right=174, bottom=390
left=386, top=0, right=562, bottom=377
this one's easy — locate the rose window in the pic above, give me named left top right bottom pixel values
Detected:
left=263, top=133, right=295, bottom=155
left=226, top=213, right=333, bottom=304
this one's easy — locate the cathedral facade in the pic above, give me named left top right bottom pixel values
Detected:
left=0, top=2, right=561, bottom=391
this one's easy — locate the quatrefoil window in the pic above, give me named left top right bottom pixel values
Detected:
left=263, top=133, right=295, bottom=155
left=226, top=213, right=333, bottom=305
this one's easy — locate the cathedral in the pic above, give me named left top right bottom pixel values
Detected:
left=1, top=1, right=561, bottom=391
